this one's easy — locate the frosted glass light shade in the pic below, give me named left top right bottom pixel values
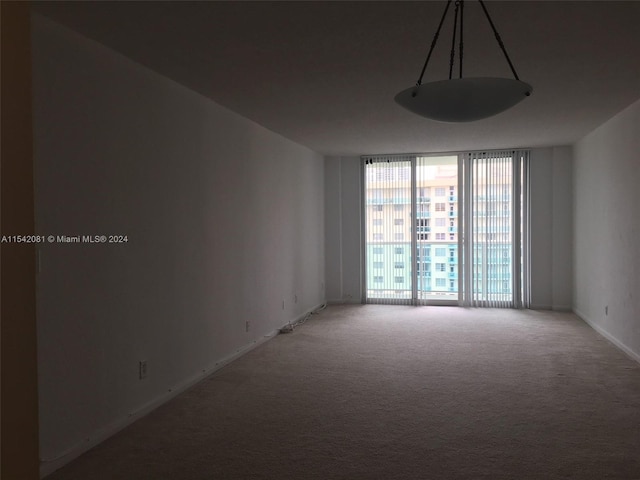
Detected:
left=395, top=77, right=533, bottom=122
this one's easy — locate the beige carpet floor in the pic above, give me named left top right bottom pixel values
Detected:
left=45, top=305, right=640, bottom=479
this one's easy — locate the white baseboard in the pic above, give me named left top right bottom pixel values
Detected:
left=327, top=298, right=362, bottom=305
left=530, top=304, right=571, bottom=312
left=552, top=305, right=573, bottom=312
left=288, top=302, right=327, bottom=324
left=40, top=303, right=324, bottom=478
left=574, top=308, right=640, bottom=365
left=529, top=304, right=552, bottom=310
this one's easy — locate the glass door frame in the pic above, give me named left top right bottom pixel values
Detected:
left=415, top=154, right=462, bottom=306
left=361, top=150, right=529, bottom=307
left=361, top=153, right=462, bottom=306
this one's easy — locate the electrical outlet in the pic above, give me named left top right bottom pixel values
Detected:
left=245, top=321, right=250, bottom=332
left=139, top=360, right=148, bottom=380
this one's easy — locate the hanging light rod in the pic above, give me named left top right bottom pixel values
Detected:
left=395, top=0, right=532, bottom=123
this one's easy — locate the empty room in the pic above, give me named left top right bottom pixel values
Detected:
left=2, top=1, right=640, bottom=479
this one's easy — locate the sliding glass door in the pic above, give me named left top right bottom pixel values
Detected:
left=415, top=155, right=460, bottom=304
left=364, top=156, right=413, bottom=303
left=363, top=150, right=529, bottom=307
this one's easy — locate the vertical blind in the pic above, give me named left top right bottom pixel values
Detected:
left=462, top=150, right=528, bottom=308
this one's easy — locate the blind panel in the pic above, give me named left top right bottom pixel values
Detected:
left=465, top=150, right=528, bottom=307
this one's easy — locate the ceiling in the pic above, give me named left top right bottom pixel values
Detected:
left=33, top=1, right=640, bottom=156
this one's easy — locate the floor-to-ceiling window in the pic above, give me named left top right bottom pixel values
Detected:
left=415, top=155, right=460, bottom=304
left=364, top=156, right=413, bottom=303
left=363, top=150, right=529, bottom=307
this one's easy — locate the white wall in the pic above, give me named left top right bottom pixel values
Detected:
left=32, top=14, right=325, bottom=475
left=325, top=150, right=573, bottom=309
left=324, top=156, right=362, bottom=303
left=529, top=146, right=574, bottom=310
left=573, top=99, right=640, bottom=361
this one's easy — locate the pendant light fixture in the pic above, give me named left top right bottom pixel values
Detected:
left=395, top=0, right=532, bottom=123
